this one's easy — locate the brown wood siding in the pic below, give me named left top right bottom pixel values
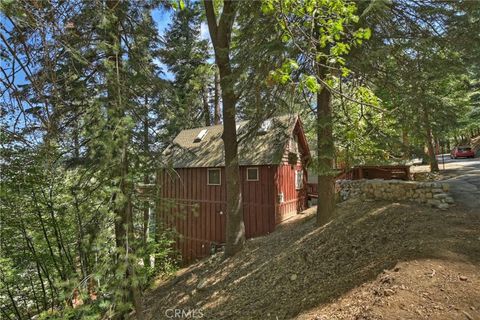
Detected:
left=157, top=165, right=276, bottom=263
left=274, top=163, right=307, bottom=224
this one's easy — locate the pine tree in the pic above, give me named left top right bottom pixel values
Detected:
left=1, top=1, right=173, bottom=318
left=160, top=0, right=212, bottom=135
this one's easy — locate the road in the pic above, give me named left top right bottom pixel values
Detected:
left=435, top=155, right=480, bottom=210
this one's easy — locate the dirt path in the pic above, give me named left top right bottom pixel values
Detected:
left=144, top=199, right=480, bottom=320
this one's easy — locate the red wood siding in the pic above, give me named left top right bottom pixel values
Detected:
left=273, top=121, right=309, bottom=224
left=156, top=118, right=311, bottom=263
left=274, top=163, right=307, bottom=224
left=156, top=165, right=276, bottom=263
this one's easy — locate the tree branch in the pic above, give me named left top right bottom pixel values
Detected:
left=203, top=0, right=218, bottom=47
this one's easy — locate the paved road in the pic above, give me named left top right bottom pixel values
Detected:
left=436, top=155, right=480, bottom=210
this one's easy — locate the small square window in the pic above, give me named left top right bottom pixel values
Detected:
left=295, top=170, right=303, bottom=190
left=246, top=167, right=259, bottom=181
left=207, top=168, right=221, bottom=185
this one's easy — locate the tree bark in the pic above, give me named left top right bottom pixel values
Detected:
left=204, top=0, right=245, bottom=257
left=314, top=33, right=335, bottom=225
left=214, top=68, right=221, bottom=124
left=421, top=104, right=439, bottom=172
left=316, top=81, right=335, bottom=226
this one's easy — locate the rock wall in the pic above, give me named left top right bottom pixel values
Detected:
left=336, top=179, right=454, bottom=209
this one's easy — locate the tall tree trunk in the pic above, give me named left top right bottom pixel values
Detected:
left=214, top=68, right=221, bottom=124
left=204, top=0, right=245, bottom=257
left=315, top=37, right=335, bottom=225
left=202, top=83, right=211, bottom=126
left=316, top=82, right=335, bottom=226
left=220, top=74, right=245, bottom=257
left=421, top=104, right=439, bottom=172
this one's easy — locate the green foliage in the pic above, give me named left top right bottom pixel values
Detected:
left=262, top=0, right=376, bottom=178
left=159, top=0, right=212, bottom=135
left=1, top=0, right=479, bottom=318
left=0, top=1, right=179, bottom=319
left=268, top=59, right=299, bottom=85
left=333, top=85, right=396, bottom=165
left=350, top=0, right=480, bottom=160
left=303, top=75, right=321, bottom=93
left=262, top=0, right=370, bottom=92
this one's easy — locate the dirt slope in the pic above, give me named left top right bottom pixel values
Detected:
left=144, top=200, right=480, bottom=320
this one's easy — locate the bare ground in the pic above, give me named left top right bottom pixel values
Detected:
left=144, top=200, right=480, bottom=320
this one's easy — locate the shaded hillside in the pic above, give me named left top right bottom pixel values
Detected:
left=145, top=200, right=480, bottom=320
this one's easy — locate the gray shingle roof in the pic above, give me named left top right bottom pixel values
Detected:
left=162, top=115, right=297, bottom=168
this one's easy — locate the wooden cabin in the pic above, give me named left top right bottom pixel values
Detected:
left=157, top=115, right=311, bottom=262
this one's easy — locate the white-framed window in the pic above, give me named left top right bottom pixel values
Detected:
left=246, top=167, right=259, bottom=181
left=278, top=192, right=284, bottom=203
left=207, top=168, right=221, bottom=185
left=295, top=170, right=303, bottom=190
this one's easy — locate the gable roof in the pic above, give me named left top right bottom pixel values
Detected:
left=162, top=114, right=309, bottom=168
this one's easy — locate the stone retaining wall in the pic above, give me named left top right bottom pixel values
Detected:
left=336, top=179, right=454, bottom=209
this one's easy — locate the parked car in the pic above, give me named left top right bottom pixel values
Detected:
left=450, top=146, right=475, bottom=159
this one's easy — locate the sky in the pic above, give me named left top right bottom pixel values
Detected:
left=153, top=7, right=173, bottom=34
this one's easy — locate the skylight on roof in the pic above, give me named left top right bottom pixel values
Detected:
left=193, top=129, right=208, bottom=143
left=258, top=119, right=272, bottom=133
